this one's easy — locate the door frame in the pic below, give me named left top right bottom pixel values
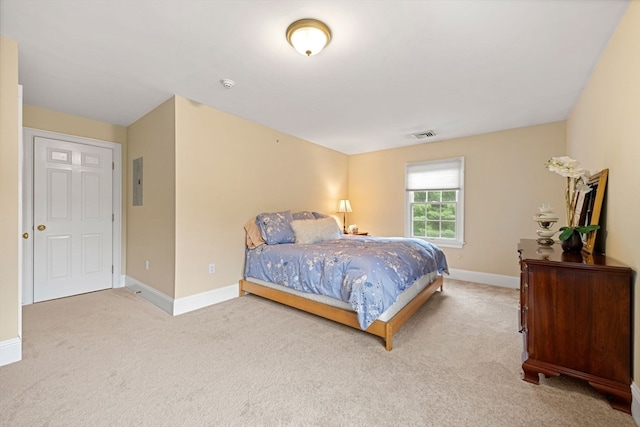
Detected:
left=22, top=128, right=123, bottom=305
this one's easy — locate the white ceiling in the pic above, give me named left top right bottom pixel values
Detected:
left=0, top=0, right=630, bottom=155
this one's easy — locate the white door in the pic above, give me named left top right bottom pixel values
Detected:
left=33, top=137, right=113, bottom=302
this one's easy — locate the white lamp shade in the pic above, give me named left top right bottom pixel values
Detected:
left=290, top=27, right=327, bottom=56
left=337, top=199, right=352, bottom=213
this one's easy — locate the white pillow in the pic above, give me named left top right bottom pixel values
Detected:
left=290, top=217, right=341, bottom=244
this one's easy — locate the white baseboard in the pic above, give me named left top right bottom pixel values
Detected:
left=447, top=268, right=519, bottom=289
left=631, top=382, right=640, bottom=425
left=124, top=275, right=239, bottom=316
left=173, top=284, right=238, bottom=315
left=125, top=271, right=517, bottom=317
left=0, top=337, right=22, bottom=367
left=125, top=276, right=174, bottom=315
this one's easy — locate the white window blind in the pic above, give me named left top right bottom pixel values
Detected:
left=406, top=158, right=463, bottom=190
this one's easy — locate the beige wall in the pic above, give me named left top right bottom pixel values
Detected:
left=566, top=1, right=639, bottom=383
left=125, top=96, right=347, bottom=299
left=173, top=96, right=348, bottom=298
left=126, top=97, right=177, bottom=298
left=349, top=122, right=567, bottom=277
left=22, top=105, right=128, bottom=273
left=0, top=36, right=20, bottom=343
left=23, top=105, right=127, bottom=145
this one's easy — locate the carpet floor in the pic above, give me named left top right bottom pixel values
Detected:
left=0, top=279, right=635, bottom=426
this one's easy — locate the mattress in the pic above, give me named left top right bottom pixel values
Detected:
left=245, top=270, right=440, bottom=323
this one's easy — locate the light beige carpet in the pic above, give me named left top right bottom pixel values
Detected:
left=0, top=279, right=635, bottom=426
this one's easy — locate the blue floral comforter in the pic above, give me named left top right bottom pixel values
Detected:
left=244, top=236, right=448, bottom=329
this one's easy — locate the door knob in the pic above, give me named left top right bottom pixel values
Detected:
left=37, top=225, right=46, bottom=231
left=22, top=232, right=29, bottom=239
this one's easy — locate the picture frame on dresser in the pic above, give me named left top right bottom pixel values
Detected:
left=574, top=168, right=608, bottom=254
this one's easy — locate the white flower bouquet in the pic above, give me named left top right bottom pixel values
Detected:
left=545, top=156, right=599, bottom=240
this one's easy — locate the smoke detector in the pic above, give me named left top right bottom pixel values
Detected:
left=411, top=130, right=437, bottom=139
left=220, top=79, right=235, bottom=89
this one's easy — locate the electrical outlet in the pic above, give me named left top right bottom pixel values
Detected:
left=145, top=260, right=149, bottom=270
left=209, top=263, right=215, bottom=274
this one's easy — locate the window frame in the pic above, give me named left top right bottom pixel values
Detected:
left=405, top=157, right=465, bottom=248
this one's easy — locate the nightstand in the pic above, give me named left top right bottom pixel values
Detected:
left=350, top=232, right=368, bottom=236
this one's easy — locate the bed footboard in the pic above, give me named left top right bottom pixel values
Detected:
left=239, top=276, right=444, bottom=350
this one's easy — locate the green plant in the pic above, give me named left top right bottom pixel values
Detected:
left=558, top=224, right=600, bottom=241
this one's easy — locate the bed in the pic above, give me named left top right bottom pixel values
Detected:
left=239, top=210, right=449, bottom=350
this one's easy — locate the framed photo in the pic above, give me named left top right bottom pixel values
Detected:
left=575, top=169, right=608, bottom=254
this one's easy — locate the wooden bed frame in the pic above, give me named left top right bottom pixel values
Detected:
left=239, top=275, right=444, bottom=351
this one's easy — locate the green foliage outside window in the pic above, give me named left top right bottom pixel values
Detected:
left=410, top=190, right=457, bottom=239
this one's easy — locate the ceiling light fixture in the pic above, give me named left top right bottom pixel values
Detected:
left=286, top=18, right=332, bottom=57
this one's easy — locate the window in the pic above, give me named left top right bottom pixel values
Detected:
left=406, top=157, right=464, bottom=248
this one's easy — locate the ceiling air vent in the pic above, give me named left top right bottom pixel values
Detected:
left=412, top=130, right=437, bottom=139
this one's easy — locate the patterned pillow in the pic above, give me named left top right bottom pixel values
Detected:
left=290, top=217, right=341, bottom=244
left=256, top=210, right=295, bottom=245
left=312, top=211, right=329, bottom=219
left=293, top=211, right=315, bottom=220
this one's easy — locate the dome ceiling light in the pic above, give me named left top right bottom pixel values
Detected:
left=286, top=18, right=332, bottom=57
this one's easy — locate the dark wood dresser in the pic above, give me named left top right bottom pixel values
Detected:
left=517, top=239, right=633, bottom=413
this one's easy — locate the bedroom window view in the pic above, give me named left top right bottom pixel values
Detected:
left=406, top=157, right=464, bottom=248
left=410, top=190, right=458, bottom=239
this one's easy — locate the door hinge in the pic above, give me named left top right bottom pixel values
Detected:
left=112, top=213, right=114, bottom=222
left=112, top=265, right=114, bottom=273
left=112, top=162, right=115, bottom=170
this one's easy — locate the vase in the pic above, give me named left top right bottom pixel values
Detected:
left=561, top=230, right=583, bottom=253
